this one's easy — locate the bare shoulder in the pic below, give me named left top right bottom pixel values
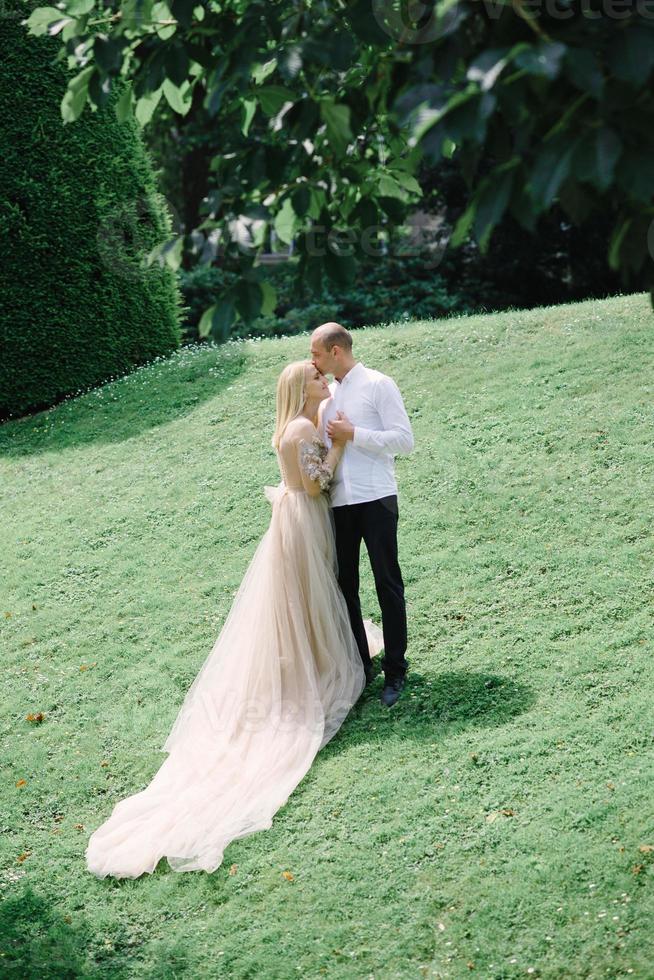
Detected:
left=283, top=416, right=318, bottom=443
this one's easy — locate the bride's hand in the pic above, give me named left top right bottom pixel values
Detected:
left=326, top=411, right=354, bottom=445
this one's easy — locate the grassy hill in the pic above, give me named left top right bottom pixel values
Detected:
left=1, top=292, right=653, bottom=979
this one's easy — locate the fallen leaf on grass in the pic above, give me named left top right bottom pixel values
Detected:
left=228, top=864, right=238, bottom=876
left=74, top=824, right=85, bottom=831
left=17, top=852, right=31, bottom=863
left=632, top=864, right=643, bottom=875
left=79, top=662, right=97, bottom=672
left=15, top=779, right=26, bottom=788
left=100, top=760, right=109, bottom=768
left=638, top=845, right=654, bottom=853
left=486, top=808, right=515, bottom=823
left=26, top=712, right=45, bottom=724
left=281, top=870, right=294, bottom=882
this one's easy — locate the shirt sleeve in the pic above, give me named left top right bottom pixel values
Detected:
left=352, top=377, right=414, bottom=456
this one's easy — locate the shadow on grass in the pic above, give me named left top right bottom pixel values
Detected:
left=0, top=884, right=120, bottom=979
left=324, top=668, right=536, bottom=757
left=0, top=884, right=190, bottom=978
left=0, top=343, right=248, bottom=459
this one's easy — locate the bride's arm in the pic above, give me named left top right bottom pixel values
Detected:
left=294, top=420, right=344, bottom=497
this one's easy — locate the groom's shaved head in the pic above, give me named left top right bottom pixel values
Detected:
left=313, top=322, right=353, bottom=352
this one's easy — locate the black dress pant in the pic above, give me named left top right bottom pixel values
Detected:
left=331, top=495, right=408, bottom=681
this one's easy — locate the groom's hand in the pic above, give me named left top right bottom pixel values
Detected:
left=326, top=411, right=354, bottom=444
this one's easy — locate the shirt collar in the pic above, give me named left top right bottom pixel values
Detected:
left=335, top=361, right=363, bottom=386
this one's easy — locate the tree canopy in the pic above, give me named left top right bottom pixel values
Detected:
left=25, top=0, right=654, bottom=338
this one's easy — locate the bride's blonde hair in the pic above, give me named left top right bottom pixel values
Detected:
left=272, top=360, right=312, bottom=450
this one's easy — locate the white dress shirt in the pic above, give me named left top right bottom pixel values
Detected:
left=319, top=361, right=414, bottom=506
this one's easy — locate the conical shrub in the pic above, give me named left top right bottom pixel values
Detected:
left=0, top=0, right=183, bottom=420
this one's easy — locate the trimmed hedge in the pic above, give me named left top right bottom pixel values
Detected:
left=0, top=1, right=183, bottom=420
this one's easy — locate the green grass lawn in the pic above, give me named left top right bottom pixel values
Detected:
left=1, top=291, right=653, bottom=979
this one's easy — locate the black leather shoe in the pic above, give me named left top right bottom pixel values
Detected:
left=381, top=676, right=406, bottom=707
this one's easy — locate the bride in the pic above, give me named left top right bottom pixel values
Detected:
left=85, top=360, right=383, bottom=878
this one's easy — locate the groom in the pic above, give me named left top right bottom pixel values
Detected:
left=310, top=322, right=414, bottom=708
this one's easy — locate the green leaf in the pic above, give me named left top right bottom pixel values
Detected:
left=67, top=0, right=95, bottom=14
left=609, top=26, right=654, bottom=86
left=257, top=85, right=293, bottom=116
left=376, top=173, right=408, bottom=201
left=347, top=0, right=390, bottom=45
left=135, top=86, right=163, bottom=125
left=608, top=217, right=632, bottom=271
left=529, top=135, right=577, bottom=209
left=307, top=189, right=325, bottom=220
left=152, top=1, right=172, bottom=20
left=252, top=59, right=277, bottom=85
left=62, top=17, right=83, bottom=42
left=171, top=0, right=195, bottom=29
left=24, top=6, right=62, bottom=36
left=115, top=83, right=133, bottom=123
left=61, top=66, right=94, bottom=123
left=392, top=171, right=422, bottom=197
left=210, top=300, right=236, bottom=342
left=121, top=0, right=154, bottom=30
left=165, top=43, right=190, bottom=86
left=291, top=185, right=311, bottom=217
left=514, top=42, right=566, bottom=80
left=572, top=127, right=622, bottom=193
left=615, top=149, right=654, bottom=201
left=241, top=99, right=256, bottom=137
left=260, top=281, right=277, bottom=316
left=94, top=36, right=123, bottom=73
left=162, top=78, right=192, bottom=115
left=302, top=32, right=355, bottom=71
left=324, top=250, right=356, bottom=287
left=564, top=47, right=604, bottom=99
left=450, top=201, right=476, bottom=249
left=198, top=303, right=217, bottom=339
left=466, top=48, right=510, bottom=91
left=47, top=16, right=74, bottom=35
left=473, top=166, right=516, bottom=253
left=320, top=100, right=352, bottom=157
left=162, top=235, right=184, bottom=270
left=234, top=280, right=263, bottom=323
left=274, top=198, right=300, bottom=245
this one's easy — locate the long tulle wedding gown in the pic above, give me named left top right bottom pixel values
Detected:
left=86, top=422, right=382, bottom=878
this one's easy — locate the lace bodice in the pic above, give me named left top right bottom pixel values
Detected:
left=277, top=418, right=342, bottom=495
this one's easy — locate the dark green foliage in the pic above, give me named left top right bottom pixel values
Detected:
left=178, top=251, right=476, bottom=344
left=0, top=0, right=183, bottom=420
left=28, top=0, right=654, bottom=327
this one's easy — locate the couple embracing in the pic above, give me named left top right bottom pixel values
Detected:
left=86, top=322, right=414, bottom=880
